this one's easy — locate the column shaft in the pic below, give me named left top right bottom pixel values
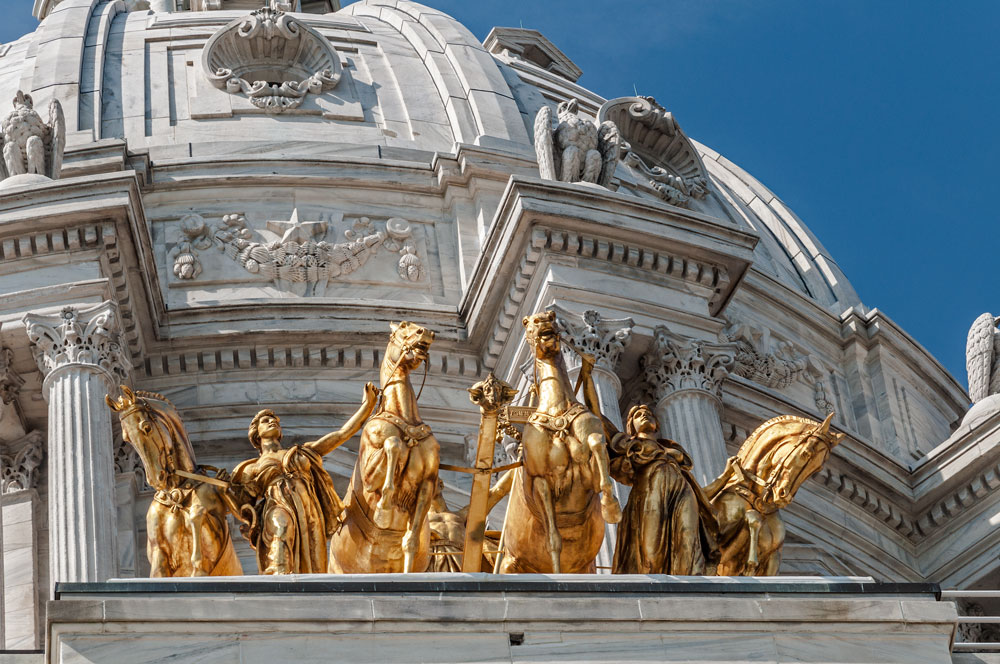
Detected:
left=654, top=390, right=727, bottom=485
left=47, top=368, right=118, bottom=584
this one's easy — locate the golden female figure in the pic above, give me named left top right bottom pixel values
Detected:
left=603, top=405, right=718, bottom=575
left=230, top=383, right=378, bottom=574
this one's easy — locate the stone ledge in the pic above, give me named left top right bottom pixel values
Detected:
left=47, top=575, right=957, bottom=663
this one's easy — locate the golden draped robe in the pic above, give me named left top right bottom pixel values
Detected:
left=610, top=433, right=718, bottom=575
left=232, top=445, right=343, bottom=574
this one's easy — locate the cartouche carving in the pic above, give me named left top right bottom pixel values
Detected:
left=106, top=387, right=243, bottom=577
left=329, top=322, right=441, bottom=573
left=722, top=317, right=807, bottom=390
left=534, top=98, right=620, bottom=188
left=498, top=311, right=621, bottom=573
left=202, top=0, right=343, bottom=113
left=599, top=96, right=710, bottom=209
left=703, top=413, right=843, bottom=575
left=229, top=383, right=377, bottom=574
left=0, top=91, right=65, bottom=182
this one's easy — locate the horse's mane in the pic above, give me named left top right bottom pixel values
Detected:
left=134, top=391, right=198, bottom=469
left=736, top=415, right=824, bottom=474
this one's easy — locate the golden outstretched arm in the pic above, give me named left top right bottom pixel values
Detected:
left=306, top=382, right=380, bottom=456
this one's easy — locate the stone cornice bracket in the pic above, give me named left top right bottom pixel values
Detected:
left=0, top=430, right=43, bottom=493
left=23, top=302, right=132, bottom=396
left=550, top=305, right=634, bottom=390
left=641, top=325, right=736, bottom=404
left=202, top=0, right=344, bottom=113
left=0, top=346, right=25, bottom=404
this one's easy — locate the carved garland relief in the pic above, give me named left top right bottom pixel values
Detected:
left=170, top=210, right=427, bottom=293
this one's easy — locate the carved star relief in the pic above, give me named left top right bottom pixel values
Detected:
left=265, top=208, right=328, bottom=244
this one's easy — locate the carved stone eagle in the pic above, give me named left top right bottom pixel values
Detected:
left=0, top=91, right=65, bottom=182
left=966, top=312, right=1000, bottom=403
left=534, top=98, right=620, bottom=188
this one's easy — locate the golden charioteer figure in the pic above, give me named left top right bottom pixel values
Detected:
left=599, top=403, right=719, bottom=575
left=228, top=381, right=378, bottom=575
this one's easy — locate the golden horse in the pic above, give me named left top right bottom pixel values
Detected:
left=499, top=311, right=622, bottom=573
left=704, top=413, right=843, bottom=576
left=328, top=321, right=440, bottom=573
left=106, top=386, right=242, bottom=577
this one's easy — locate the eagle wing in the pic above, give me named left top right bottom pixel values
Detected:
left=596, top=120, right=621, bottom=188
left=46, top=99, right=65, bottom=179
left=533, top=105, right=558, bottom=181
left=967, top=312, right=998, bottom=402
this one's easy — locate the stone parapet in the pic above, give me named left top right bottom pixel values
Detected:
left=47, top=574, right=956, bottom=664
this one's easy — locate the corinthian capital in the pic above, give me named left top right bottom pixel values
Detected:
left=552, top=305, right=635, bottom=374
left=23, top=302, right=131, bottom=390
left=641, top=326, right=736, bottom=402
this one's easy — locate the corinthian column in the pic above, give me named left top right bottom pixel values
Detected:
left=23, top=302, right=131, bottom=587
left=641, top=326, right=736, bottom=485
left=552, top=306, right=633, bottom=574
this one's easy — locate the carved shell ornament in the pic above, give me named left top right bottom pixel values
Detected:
left=598, top=96, right=710, bottom=209
left=202, top=0, right=342, bottom=113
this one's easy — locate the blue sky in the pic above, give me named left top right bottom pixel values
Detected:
left=2, top=1, right=995, bottom=392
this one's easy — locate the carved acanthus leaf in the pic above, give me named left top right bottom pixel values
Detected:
left=551, top=306, right=634, bottom=374
left=23, top=302, right=131, bottom=384
left=0, top=347, right=24, bottom=404
left=1, top=430, right=43, bottom=493
left=641, top=326, right=736, bottom=401
left=722, top=317, right=807, bottom=390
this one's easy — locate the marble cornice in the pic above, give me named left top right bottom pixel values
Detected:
left=839, top=307, right=968, bottom=410
left=0, top=172, right=157, bottom=362
left=462, top=177, right=759, bottom=365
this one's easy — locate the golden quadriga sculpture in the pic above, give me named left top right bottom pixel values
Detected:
left=703, top=413, right=843, bottom=575
left=498, top=311, right=622, bottom=573
left=328, top=321, right=441, bottom=573
left=106, top=387, right=243, bottom=577
left=229, top=382, right=378, bottom=574
left=598, top=403, right=719, bottom=575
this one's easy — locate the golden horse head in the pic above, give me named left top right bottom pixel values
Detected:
left=386, top=321, right=436, bottom=372
left=732, top=412, right=843, bottom=510
left=106, top=385, right=197, bottom=491
left=523, top=310, right=560, bottom=358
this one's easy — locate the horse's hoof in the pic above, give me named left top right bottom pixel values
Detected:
left=601, top=496, right=622, bottom=524
left=373, top=501, right=392, bottom=528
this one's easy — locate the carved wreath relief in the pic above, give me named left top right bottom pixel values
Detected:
left=202, top=0, right=343, bottom=113
left=170, top=210, right=426, bottom=295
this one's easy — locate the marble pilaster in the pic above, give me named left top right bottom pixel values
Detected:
left=642, top=326, right=736, bottom=485
left=1, top=431, right=44, bottom=649
left=23, top=302, right=131, bottom=588
left=552, top=307, right=633, bottom=573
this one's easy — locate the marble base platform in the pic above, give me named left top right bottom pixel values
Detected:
left=47, top=574, right=957, bottom=664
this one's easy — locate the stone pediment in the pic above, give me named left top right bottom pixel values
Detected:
left=484, top=27, right=583, bottom=83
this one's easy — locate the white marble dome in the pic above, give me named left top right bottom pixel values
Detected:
left=0, top=0, right=993, bottom=652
